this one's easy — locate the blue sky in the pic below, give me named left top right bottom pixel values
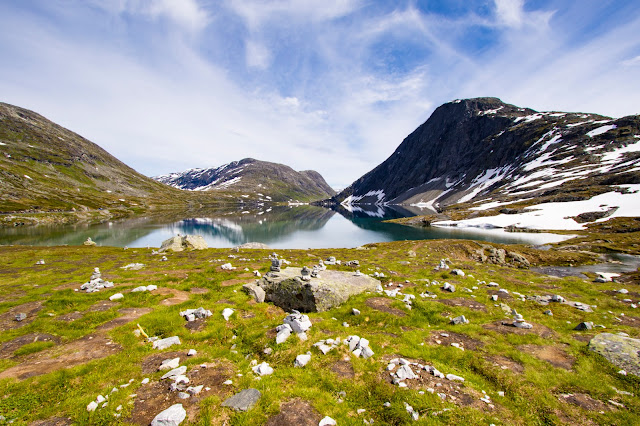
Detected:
left=1, top=0, right=639, bottom=189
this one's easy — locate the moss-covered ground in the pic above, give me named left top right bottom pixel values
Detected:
left=0, top=240, right=638, bottom=425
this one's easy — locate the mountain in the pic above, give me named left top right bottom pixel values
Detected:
left=0, top=102, right=205, bottom=217
left=154, top=158, right=335, bottom=202
left=335, top=97, right=640, bottom=215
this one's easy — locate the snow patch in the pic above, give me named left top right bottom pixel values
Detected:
left=587, top=125, right=617, bottom=138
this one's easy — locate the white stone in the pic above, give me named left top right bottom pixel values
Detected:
left=142, top=378, right=150, bottom=384
left=284, top=312, right=312, bottom=333
left=153, top=335, right=181, bottom=350
left=446, top=374, right=465, bottom=382
left=188, top=349, right=197, bottom=356
left=150, top=403, right=187, bottom=426
left=295, top=354, right=311, bottom=367
left=161, top=366, right=187, bottom=380
left=319, top=416, right=337, bottom=426
left=109, top=293, right=124, bottom=301
left=252, top=362, right=274, bottom=376
left=87, top=401, right=98, bottom=412
left=222, top=308, right=234, bottom=321
left=159, top=358, right=180, bottom=371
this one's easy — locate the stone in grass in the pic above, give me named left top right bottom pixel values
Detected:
left=319, top=417, right=337, bottom=426
left=87, top=401, right=98, bottom=412
left=294, top=354, right=311, bottom=367
left=451, top=269, right=465, bottom=277
left=14, top=313, right=27, bottom=322
left=150, top=403, right=187, bottom=426
left=352, top=308, right=361, bottom=316
left=442, top=282, right=455, bottom=293
left=109, top=293, right=124, bottom=301
left=153, top=336, right=181, bottom=350
left=221, top=388, right=262, bottom=412
left=589, top=333, right=640, bottom=377
left=161, top=366, right=187, bottom=380
left=446, top=373, right=465, bottom=382
left=222, top=308, right=234, bottom=321
left=450, top=315, right=468, bottom=325
left=188, top=349, right=197, bottom=356
left=252, top=362, right=273, bottom=376
left=276, top=324, right=292, bottom=344
left=242, top=283, right=266, bottom=303
left=575, top=322, right=594, bottom=331
left=283, top=311, right=312, bottom=333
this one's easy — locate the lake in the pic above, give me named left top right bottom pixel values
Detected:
left=0, top=205, right=573, bottom=249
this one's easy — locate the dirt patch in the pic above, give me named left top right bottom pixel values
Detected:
left=0, top=301, right=43, bottom=331
left=128, top=360, right=234, bottom=425
left=96, top=308, right=153, bottom=331
left=0, top=333, right=121, bottom=380
left=436, top=298, right=487, bottom=312
left=331, top=360, right=355, bottom=379
left=87, top=300, right=118, bottom=312
left=189, top=287, right=209, bottom=294
left=487, top=290, right=513, bottom=301
left=365, top=297, right=406, bottom=317
left=185, top=319, right=208, bottom=332
left=379, top=355, right=493, bottom=411
left=427, top=331, right=483, bottom=351
left=266, top=399, right=321, bottom=426
left=486, top=355, right=524, bottom=374
left=0, top=333, right=61, bottom=359
left=55, top=311, right=84, bottom=322
left=615, top=314, right=640, bottom=328
left=483, top=320, right=557, bottom=339
left=557, top=393, right=612, bottom=411
left=220, top=278, right=252, bottom=287
left=519, top=344, right=575, bottom=370
left=156, top=287, right=191, bottom=306
left=572, top=333, right=595, bottom=343
left=216, top=299, right=236, bottom=305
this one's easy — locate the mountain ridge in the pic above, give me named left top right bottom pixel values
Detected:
left=154, top=158, right=335, bottom=202
left=334, top=97, right=640, bottom=215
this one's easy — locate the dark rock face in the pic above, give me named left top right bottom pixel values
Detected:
left=334, top=97, right=640, bottom=209
left=154, top=158, right=335, bottom=202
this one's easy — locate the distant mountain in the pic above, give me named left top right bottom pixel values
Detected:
left=335, top=97, right=640, bottom=211
left=0, top=102, right=194, bottom=215
left=154, top=158, right=335, bottom=202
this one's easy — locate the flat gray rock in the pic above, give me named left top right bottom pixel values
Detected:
left=242, top=283, right=266, bottom=303
left=150, top=403, right=186, bottom=426
left=221, top=388, right=262, bottom=411
left=257, top=268, right=380, bottom=312
left=236, top=242, right=271, bottom=250
left=160, top=235, right=207, bottom=252
left=153, top=336, right=181, bottom=350
left=589, top=333, right=640, bottom=377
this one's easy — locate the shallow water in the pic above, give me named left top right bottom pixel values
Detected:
left=531, top=253, right=640, bottom=278
left=0, top=205, right=575, bottom=249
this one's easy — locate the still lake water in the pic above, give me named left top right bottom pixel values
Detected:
left=0, top=205, right=573, bottom=249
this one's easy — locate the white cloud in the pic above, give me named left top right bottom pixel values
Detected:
left=494, top=0, right=524, bottom=28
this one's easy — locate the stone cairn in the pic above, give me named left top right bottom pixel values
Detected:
left=511, top=309, right=532, bottom=329
left=300, top=266, right=312, bottom=281
left=270, top=253, right=282, bottom=272
left=80, top=267, right=114, bottom=293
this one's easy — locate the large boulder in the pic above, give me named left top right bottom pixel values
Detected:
left=256, top=268, right=380, bottom=312
left=160, top=235, right=208, bottom=252
left=589, top=333, right=640, bottom=376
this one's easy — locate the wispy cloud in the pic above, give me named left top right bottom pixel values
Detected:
left=0, top=1, right=638, bottom=189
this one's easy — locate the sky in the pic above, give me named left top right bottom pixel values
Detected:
left=1, top=1, right=639, bottom=190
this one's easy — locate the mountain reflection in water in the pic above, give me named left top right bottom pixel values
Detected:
left=0, top=204, right=572, bottom=248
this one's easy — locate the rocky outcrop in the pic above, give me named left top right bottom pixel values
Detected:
left=160, top=235, right=208, bottom=252
left=256, top=268, right=380, bottom=312
left=472, top=245, right=530, bottom=268
left=589, top=333, right=640, bottom=376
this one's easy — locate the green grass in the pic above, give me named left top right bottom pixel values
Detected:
left=0, top=242, right=638, bottom=425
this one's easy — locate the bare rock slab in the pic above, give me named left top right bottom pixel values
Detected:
left=160, top=235, right=207, bottom=252
left=150, top=403, right=186, bottom=426
left=222, top=388, right=262, bottom=411
left=257, top=268, right=381, bottom=312
left=589, top=333, right=640, bottom=377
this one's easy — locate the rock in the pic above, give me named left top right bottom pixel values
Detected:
left=160, top=235, right=207, bottom=252
left=161, top=366, right=187, bottom=380
left=84, top=237, right=97, bottom=246
left=442, top=282, right=455, bottom=292
left=150, top=403, right=187, bottom=426
left=407, top=250, right=417, bottom=257
left=551, top=295, right=565, bottom=303
left=396, top=364, right=417, bottom=380
left=14, top=313, right=27, bottom=322
left=153, top=336, right=181, bottom=350
left=436, top=259, right=450, bottom=270
left=221, top=263, right=234, bottom=270
left=446, top=374, right=465, bottom=382
left=186, top=385, right=203, bottom=395
left=131, top=286, right=148, bottom=292
left=276, top=325, right=292, bottom=344
left=295, top=354, right=311, bottom=367
left=319, top=416, right=337, bottom=426
left=284, top=312, right=312, bottom=333
left=300, top=266, right=312, bottom=281
left=180, top=307, right=212, bottom=321
left=257, top=267, right=381, bottom=312
left=222, top=308, right=235, bottom=321
left=575, top=321, right=594, bottom=331
left=87, top=401, right=98, bottom=412
left=121, top=263, right=145, bottom=270
left=236, top=242, right=271, bottom=250
left=222, top=389, right=262, bottom=411
left=544, top=310, right=553, bottom=316
left=188, top=349, right=197, bottom=356
left=352, top=308, right=361, bottom=316
left=451, top=269, right=465, bottom=277
left=450, top=315, right=468, bottom=325
left=147, top=284, right=158, bottom=291
left=159, top=358, right=180, bottom=371
left=270, top=254, right=282, bottom=272
left=109, top=293, right=124, bottom=301
left=35, top=259, right=45, bottom=265
left=589, top=333, right=640, bottom=377
left=242, top=283, right=266, bottom=303
left=618, top=289, right=629, bottom=294
left=252, top=362, right=274, bottom=376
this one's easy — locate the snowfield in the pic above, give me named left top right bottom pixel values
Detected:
left=434, top=185, right=640, bottom=231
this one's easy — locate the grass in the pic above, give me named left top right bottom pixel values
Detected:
left=0, top=241, right=638, bottom=425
